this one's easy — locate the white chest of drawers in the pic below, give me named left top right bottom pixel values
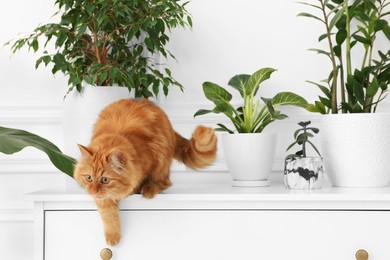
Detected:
left=26, top=173, right=390, bottom=260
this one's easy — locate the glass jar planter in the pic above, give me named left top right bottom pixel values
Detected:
left=284, top=157, right=323, bottom=189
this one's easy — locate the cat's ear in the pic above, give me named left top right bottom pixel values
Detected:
left=78, top=144, right=93, bottom=158
left=110, top=152, right=125, bottom=172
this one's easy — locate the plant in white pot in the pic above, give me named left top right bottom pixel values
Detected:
left=299, top=0, right=390, bottom=187
left=285, top=121, right=323, bottom=190
left=7, top=0, right=192, bottom=158
left=194, top=67, right=309, bottom=186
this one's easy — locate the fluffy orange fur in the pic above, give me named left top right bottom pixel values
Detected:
left=74, top=99, right=217, bottom=245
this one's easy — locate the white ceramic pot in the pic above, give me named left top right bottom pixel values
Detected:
left=222, top=132, right=276, bottom=187
left=62, top=85, right=131, bottom=158
left=320, top=113, right=390, bottom=187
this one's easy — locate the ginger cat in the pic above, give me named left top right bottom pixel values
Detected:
left=74, top=99, right=217, bottom=245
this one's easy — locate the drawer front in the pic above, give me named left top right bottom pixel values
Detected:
left=44, top=210, right=390, bottom=260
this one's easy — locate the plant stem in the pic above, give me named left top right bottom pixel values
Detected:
left=320, top=0, right=339, bottom=113
left=343, top=0, right=351, bottom=112
left=302, top=125, right=307, bottom=157
left=344, top=0, right=352, bottom=76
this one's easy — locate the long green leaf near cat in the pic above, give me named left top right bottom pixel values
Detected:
left=0, top=126, right=76, bottom=176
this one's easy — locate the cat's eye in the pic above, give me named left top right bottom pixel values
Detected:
left=85, top=175, right=93, bottom=182
left=101, top=177, right=110, bottom=184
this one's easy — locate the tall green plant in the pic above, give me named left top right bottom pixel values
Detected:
left=299, top=0, right=390, bottom=113
left=6, top=0, right=192, bottom=98
left=194, top=68, right=309, bottom=133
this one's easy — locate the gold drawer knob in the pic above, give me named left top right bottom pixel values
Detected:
left=356, top=249, right=369, bottom=260
left=100, top=248, right=113, bottom=260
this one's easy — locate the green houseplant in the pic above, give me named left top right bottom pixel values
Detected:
left=299, top=0, right=390, bottom=187
left=0, top=126, right=75, bottom=177
left=7, top=0, right=192, bottom=98
left=284, top=121, right=323, bottom=189
left=195, top=67, right=309, bottom=186
left=299, top=0, right=390, bottom=114
left=7, top=0, right=192, bottom=160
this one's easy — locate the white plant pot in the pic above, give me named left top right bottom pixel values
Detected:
left=320, top=113, right=390, bottom=187
left=62, top=86, right=131, bottom=189
left=222, top=133, right=276, bottom=187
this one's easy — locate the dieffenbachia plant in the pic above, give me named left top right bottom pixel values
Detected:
left=194, top=67, right=309, bottom=133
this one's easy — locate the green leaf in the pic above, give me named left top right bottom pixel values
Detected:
left=244, top=68, right=276, bottom=97
left=336, top=28, right=347, bottom=45
left=216, top=124, right=234, bottom=134
left=0, top=126, right=76, bottom=176
left=307, top=140, right=322, bottom=156
left=352, top=34, right=372, bottom=45
left=187, top=16, right=193, bottom=27
left=329, top=6, right=345, bottom=31
left=228, top=74, right=250, bottom=98
left=271, top=92, right=309, bottom=109
left=32, top=39, right=39, bottom=52
left=306, top=101, right=327, bottom=114
left=352, top=80, right=365, bottom=105
left=333, top=45, right=342, bottom=57
left=308, top=48, right=331, bottom=58
left=297, top=12, right=325, bottom=23
left=286, top=141, right=298, bottom=152
left=306, top=80, right=331, bottom=99
left=194, top=109, right=212, bottom=117
left=318, top=33, right=329, bottom=42
left=366, top=77, right=380, bottom=98
left=202, top=82, right=232, bottom=105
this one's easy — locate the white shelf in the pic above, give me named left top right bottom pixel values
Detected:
left=25, top=172, right=390, bottom=210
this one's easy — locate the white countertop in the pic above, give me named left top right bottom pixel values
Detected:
left=25, top=172, right=390, bottom=210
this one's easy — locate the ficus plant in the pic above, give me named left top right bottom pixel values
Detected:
left=299, top=0, right=390, bottom=113
left=0, top=126, right=75, bottom=177
left=6, top=0, right=192, bottom=98
left=194, top=67, right=309, bottom=133
left=286, top=121, right=321, bottom=158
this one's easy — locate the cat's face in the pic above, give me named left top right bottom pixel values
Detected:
left=74, top=145, right=142, bottom=200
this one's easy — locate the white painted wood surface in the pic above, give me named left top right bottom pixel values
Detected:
left=27, top=174, right=390, bottom=260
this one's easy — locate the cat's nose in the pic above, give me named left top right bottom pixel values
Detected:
left=88, top=185, right=99, bottom=195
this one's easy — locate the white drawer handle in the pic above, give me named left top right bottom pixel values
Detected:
left=356, top=249, right=369, bottom=260
left=100, top=248, right=113, bottom=260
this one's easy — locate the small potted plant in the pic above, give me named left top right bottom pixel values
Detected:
left=285, top=121, right=323, bottom=190
left=195, top=67, right=309, bottom=186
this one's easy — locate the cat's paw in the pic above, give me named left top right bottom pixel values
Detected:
left=105, top=230, right=121, bottom=246
left=193, top=126, right=217, bottom=153
left=140, top=183, right=160, bottom=199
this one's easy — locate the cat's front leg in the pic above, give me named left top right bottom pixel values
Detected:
left=95, top=198, right=121, bottom=246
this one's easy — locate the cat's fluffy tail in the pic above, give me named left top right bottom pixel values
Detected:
left=174, top=126, right=217, bottom=169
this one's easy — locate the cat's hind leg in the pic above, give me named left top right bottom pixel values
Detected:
left=140, top=163, right=172, bottom=199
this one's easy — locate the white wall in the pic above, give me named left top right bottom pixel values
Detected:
left=0, top=1, right=388, bottom=259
